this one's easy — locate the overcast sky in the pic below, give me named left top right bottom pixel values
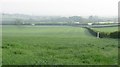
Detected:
left=0, top=0, right=119, bottom=16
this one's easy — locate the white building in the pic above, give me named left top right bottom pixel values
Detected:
left=74, top=22, right=80, bottom=24
left=31, top=23, right=35, bottom=26
left=98, top=22, right=114, bottom=24
left=88, top=23, right=93, bottom=25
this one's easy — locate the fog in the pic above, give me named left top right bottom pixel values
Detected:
left=1, top=0, right=119, bottom=16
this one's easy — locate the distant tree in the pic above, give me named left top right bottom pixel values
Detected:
left=68, top=16, right=85, bottom=24
left=14, top=19, right=23, bottom=25
left=14, top=19, right=25, bottom=28
left=88, top=16, right=94, bottom=22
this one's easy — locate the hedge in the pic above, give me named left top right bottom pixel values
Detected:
left=85, top=27, right=120, bottom=39
left=109, top=31, right=120, bottom=38
left=84, top=27, right=97, bottom=37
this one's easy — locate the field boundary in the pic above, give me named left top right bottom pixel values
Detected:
left=84, top=27, right=120, bottom=39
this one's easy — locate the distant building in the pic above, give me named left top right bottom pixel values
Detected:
left=74, top=22, right=80, bottom=24
left=98, top=22, right=114, bottom=24
left=31, top=23, right=35, bottom=26
left=88, top=23, right=93, bottom=25
left=22, top=22, right=25, bottom=24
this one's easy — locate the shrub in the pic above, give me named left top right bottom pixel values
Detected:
left=110, top=31, right=120, bottom=38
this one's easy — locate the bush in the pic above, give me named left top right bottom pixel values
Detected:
left=110, top=31, right=120, bottom=38
left=99, top=32, right=110, bottom=38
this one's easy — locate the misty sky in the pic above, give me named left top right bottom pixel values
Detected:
left=0, top=0, right=119, bottom=16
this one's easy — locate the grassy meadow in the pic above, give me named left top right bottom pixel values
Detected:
left=0, top=25, right=2, bottom=66
left=2, top=25, right=118, bottom=65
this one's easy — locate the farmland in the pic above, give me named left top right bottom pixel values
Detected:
left=2, top=25, right=118, bottom=65
left=0, top=25, right=2, bottom=66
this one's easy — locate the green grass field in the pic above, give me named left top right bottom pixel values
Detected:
left=92, top=27, right=118, bottom=32
left=0, top=25, right=2, bottom=66
left=2, top=25, right=118, bottom=65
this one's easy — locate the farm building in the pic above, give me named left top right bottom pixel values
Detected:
left=97, top=22, right=115, bottom=24
left=74, top=22, right=80, bottom=24
left=31, top=23, right=35, bottom=26
left=88, top=23, right=93, bottom=25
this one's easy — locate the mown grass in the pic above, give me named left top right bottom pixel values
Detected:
left=2, top=25, right=118, bottom=65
